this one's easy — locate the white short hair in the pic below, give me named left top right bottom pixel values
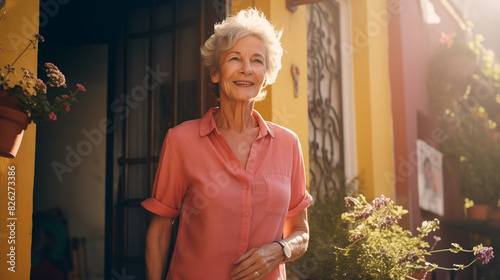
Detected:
left=200, top=8, right=283, bottom=99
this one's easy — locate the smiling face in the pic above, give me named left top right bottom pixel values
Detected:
left=211, top=35, right=267, bottom=103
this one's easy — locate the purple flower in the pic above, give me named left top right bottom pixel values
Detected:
left=345, top=197, right=356, bottom=207
left=33, top=33, right=45, bottom=43
left=349, top=234, right=364, bottom=242
left=45, top=62, right=67, bottom=88
left=476, top=246, right=494, bottom=265
left=372, top=194, right=390, bottom=210
left=355, top=207, right=374, bottom=220
left=380, top=215, right=402, bottom=229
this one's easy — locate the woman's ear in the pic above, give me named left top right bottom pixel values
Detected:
left=210, top=71, right=220, bottom=84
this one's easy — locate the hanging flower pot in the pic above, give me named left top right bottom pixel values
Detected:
left=0, top=34, right=86, bottom=156
left=0, top=103, right=30, bottom=158
left=0, top=89, right=25, bottom=111
left=467, top=204, right=490, bottom=220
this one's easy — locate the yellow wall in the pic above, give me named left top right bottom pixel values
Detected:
left=232, top=0, right=310, bottom=180
left=351, top=0, right=394, bottom=199
left=233, top=1, right=394, bottom=199
left=0, top=0, right=38, bottom=278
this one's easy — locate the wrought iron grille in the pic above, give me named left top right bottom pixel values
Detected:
left=307, top=1, right=345, bottom=202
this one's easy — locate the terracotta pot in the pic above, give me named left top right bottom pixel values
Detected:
left=488, top=210, right=500, bottom=220
left=0, top=89, right=25, bottom=111
left=411, top=271, right=430, bottom=280
left=467, top=204, right=490, bottom=220
left=0, top=94, right=30, bottom=158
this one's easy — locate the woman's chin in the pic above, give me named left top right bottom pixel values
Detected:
left=223, top=91, right=260, bottom=103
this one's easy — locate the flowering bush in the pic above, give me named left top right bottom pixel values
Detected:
left=0, top=34, right=85, bottom=124
left=336, top=194, right=494, bottom=280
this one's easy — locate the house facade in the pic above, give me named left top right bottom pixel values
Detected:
left=0, top=0, right=496, bottom=279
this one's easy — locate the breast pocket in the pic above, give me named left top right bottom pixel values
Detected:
left=264, top=175, right=291, bottom=217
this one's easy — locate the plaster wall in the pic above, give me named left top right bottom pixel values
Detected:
left=0, top=1, right=38, bottom=279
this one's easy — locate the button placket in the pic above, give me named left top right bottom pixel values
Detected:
left=239, top=180, right=251, bottom=254
left=238, top=133, right=264, bottom=254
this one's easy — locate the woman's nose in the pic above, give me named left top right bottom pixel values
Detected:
left=240, top=59, right=252, bottom=74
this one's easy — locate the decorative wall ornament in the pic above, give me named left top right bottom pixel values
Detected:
left=291, top=64, right=300, bottom=98
left=307, top=1, right=344, bottom=202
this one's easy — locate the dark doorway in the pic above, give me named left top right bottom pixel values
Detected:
left=33, top=0, right=224, bottom=279
left=106, top=0, right=223, bottom=278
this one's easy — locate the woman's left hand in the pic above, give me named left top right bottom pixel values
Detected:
left=230, top=242, right=283, bottom=280
left=231, top=209, right=310, bottom=279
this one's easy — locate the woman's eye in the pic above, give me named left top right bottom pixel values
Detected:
left=254, top=59, right=264, bottom=64
left=229, top=57, right=239, bottom=61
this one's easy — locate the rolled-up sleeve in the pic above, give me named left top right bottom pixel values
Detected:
left=287, top=135, right=313, bottom=217
left=141, top=129, right=187, bottom=217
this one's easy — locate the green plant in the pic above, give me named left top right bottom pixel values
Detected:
left=287, top=175, right=356, bottom=279
left=428, top=33, right=500, bottom=206
left=335, top=194, right=494, bottom=280
left=0, top=34, right=85, bottom=124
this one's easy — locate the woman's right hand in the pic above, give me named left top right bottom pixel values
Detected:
left=145, top=214, right=174, bottom=280
left=230, top=242, right=284, bottom=280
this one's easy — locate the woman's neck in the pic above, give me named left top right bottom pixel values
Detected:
left=215, top=99, right=257, bottom=133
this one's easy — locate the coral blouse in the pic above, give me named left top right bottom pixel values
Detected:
left=141, top=108, right=313, bottom=280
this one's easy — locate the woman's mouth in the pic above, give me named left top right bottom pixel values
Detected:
left=233, top=81, right=254, bottom=86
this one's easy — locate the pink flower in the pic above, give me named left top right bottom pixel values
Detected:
left=440, top=32, right=453, bottom=46
left=476, top=246, right=494, bottom=265
left=65, top=105, right=70, bottom=112
left=35, top=79, right=47, bottom=93
left=76, top=84, right=86, bottom=92
left=62, top=95, right=69, bottom=99
left=48, top=112, right=57, bottom=121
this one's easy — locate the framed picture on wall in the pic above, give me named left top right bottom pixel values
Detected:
left=417, top=139, right=444, bottom=215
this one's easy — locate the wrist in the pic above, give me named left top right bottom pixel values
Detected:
left=273, top=240, right=291, bottom=261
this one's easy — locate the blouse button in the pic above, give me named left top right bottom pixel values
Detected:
left=242, top=242, right=246, bottom=246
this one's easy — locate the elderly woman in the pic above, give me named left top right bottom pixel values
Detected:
left=142, top=8, right=312, bottom=280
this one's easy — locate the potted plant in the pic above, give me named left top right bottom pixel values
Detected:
left=440, top=108, right=500, bottom=214
left=429, top=33, right=500, bottom=211
left=487, top=199, right=500, bottom=220
left=0, top=34, right=85, bottom=158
